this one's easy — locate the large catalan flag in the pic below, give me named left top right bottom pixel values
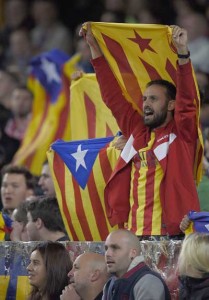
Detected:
left=70, top=73, right=119, bottom=139
left=13, top=50, right=80, bottom=175
left=86, top=22, right=203, bottom=183
left=47, top=136, right=120, bottom=241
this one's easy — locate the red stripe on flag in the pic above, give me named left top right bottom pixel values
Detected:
left=53, top=152, right=78, bottom=240
left=88, top=169, right=110, bottom=240
left=165, top=59, right=177, bottom=85
left=72, top=178, right=93, bottom=240
left=102, top=33, right=142, bottom=107
left=140, top=57, right=162, bottom=81
left=84, top=92, right=96, bottom=138
left=53, top=76, right=71, bottom=140
left=106, top=124, right=114, bottom=137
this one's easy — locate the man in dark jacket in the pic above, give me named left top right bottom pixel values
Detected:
left=103, top=229, right=171, bottom=299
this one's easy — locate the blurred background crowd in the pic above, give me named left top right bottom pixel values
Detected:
left=0, top=0, right=209, bottom=211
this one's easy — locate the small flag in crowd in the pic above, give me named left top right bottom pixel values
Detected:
left=13, top=50, right=80, bottom=175
left=188, top=211, right=209, bottom=233
left=0, top=212, right=12, bottom=240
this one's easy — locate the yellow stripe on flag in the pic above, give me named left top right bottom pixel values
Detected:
left=70, top=73, right=119, bottom=139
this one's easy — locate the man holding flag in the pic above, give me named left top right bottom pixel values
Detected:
left=80, top=23, right=202, bottom=239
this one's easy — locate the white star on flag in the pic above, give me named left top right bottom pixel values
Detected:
left=41, top=58, right=61, bottom=83
left=71, top=144, right=88, bottom=171
left=205, top=224, right=209, bottom=231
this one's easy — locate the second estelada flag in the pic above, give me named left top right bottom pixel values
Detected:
left=47, top=136, right=121, bottom=241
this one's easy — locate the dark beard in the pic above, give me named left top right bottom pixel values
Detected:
left=144, top=109, right=168, bottom=130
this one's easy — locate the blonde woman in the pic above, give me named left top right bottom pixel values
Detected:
left=177, top=233, right=209, bottom=299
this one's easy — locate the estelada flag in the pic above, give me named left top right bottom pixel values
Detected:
left=47, top=136, right=120, bottom=241
left=13, top=50, right=80, bottom=175
left=70, top=73, right=119, bottom=140
left=84, top=22, right=203, bottom=184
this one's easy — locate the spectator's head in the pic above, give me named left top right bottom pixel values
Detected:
left=9, top=28, right=32, bottom=58
left=1, top=165, right=35, bottom=216
left=26, top=197, right=67, bottom=241
left=196, top=70, right=209, bottom=94
left=4, top=0, right=30, bottom=29
left=68, top=252, right=109, bottom=299
left=10, top=201, right=29, bottom=241
left=0, top=69, right=19, bottom=109
left=104, top=229, right=141, bottom=278
left=10, top=85, right=33, bottom=118
left=178, top=232, right=209, bottom=278
left=100, top=10, right=126, bottom=23
left=31, top=0, right=59, bottom=27
left=177, top=12, right=208, bottom=42
left=143, top=79, right=176, bottom=129
left=38, top=161, right=55, bottom=197
left=27, top=241, right=72, bottom=299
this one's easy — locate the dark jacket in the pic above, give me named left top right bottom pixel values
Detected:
left=102, top=258, right=171, bottom=300
left=179, top=275, right=209, bottom=300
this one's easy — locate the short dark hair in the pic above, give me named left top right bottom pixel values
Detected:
left=28, top=241, right=72, bottom=300
left=1, top=165, right=36, bottom=190
left=13, top=202, right=29, bottom=225
left=27, top=197, right=66, bottom=233
left=146, top=79, right=176, bottom=101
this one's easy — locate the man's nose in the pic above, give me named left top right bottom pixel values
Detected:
left=68, top=268, right=74, bottom=277
left=105, top=248, right=112, bottom=257
left=38, top=177, right=43, bottom=185
left=27, top=262, right=32, bottom=271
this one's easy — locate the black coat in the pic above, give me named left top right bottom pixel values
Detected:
left=179, top=275, right=209, bottom=300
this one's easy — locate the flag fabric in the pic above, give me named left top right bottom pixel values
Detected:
left=86, top=22, right=203, bottom=184
left=13, top=50, right=80, bottom=175
left=188, top=211, right=209, bottom=233
left=47, top=136, right=120, bottom=241
left=0, top=212, right=12, bottom=240
left=70, top=73, right=119, bottom=139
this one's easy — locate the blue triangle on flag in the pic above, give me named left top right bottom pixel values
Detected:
left=51, top=136, right=114, bottom=189
left=29, top=49, right=70, bottom=103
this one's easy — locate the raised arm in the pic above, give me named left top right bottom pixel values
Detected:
left=79, top=23, right=103, bottom=59
left=171, top=26, right=198, bottom=141
left=171, top=25, right=190, bottom=65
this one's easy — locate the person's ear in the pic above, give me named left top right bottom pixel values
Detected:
left=35, top=218, right=43, bottom=230
left=91, top=269, right=100, bottom=282
left=168, top=100, right=175, bottom=111
left=130, top=248, right=137, bottom=260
